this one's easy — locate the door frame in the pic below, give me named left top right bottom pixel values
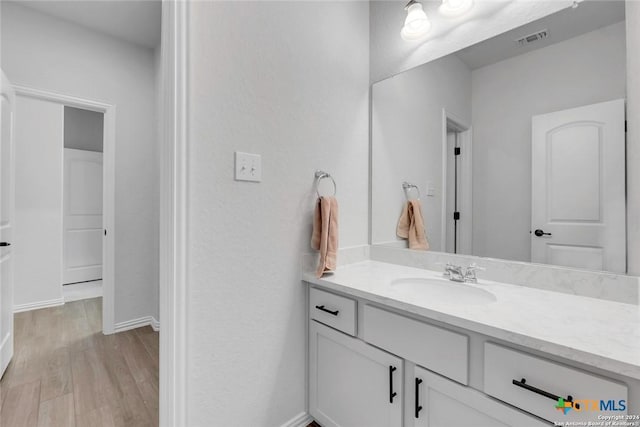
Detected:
left=159, top=0, right=189, bottom=425
left=441, top=109, right=473, bottom=255
left=13, top=85, right=116, bottom=334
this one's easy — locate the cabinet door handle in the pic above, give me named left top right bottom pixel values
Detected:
left=315, top=305, right=339, bottom=316
left=0, top=242, right=10, bottom=247
left=389, top=366, right=397, bottom=403
left=415, top=378, right=423, bottom=418
left=512, top=378, right=580, bottom=410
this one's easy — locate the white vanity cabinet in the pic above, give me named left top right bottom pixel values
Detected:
left=307, top=285, right=631, bottom=427
left=410, top=366, right=547, bottom=427
left=309, top=321, right=404, bottom=427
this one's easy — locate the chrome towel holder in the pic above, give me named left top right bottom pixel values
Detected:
left=402, top=181, right=420, bottom=200
left=315, top=170, right=337, bottom=197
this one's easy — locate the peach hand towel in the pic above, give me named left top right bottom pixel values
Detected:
left=311, top=196, right=339, bottom=278
left=396, top=199, right=429, bottom=250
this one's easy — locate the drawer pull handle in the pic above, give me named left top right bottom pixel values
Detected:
left=389, top=366, right=397, bottom=403
left=415, top=378, right=423, bottom=418
left=512, top=378, right=580, bottom=410
left=315, top=305, right=339, bottom=316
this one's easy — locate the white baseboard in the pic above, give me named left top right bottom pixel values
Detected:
left=280, top=412, right=313, bottom=427
left=62, top=280, right=103, bottom=303
left=14, top=297, right=65, bottom=313
left=151, top=317, right=160, bottom=332
left=114, top=315, right=160, bottom=333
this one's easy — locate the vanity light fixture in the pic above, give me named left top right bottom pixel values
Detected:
left=439, top=0, right=474, bottom=18
left=401, top=0, right=431, bottom=41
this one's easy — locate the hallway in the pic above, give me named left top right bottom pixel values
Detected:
left=0, top=299, right=158, bottom=426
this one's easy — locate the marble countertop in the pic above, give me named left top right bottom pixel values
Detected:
left=303, top=260, right=640, bottom=380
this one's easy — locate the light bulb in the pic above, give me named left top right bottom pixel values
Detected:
left=439, top=0, right=474, bottom=18
left=401, top=2, right=431, bottom=41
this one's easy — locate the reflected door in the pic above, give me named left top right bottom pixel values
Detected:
left=531, top=99, right=626, bottom=273
left=0, top=71, right=15, bottom=377
left=63, top=148, right=103, bottom=284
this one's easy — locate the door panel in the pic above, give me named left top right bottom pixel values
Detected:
left=0, top=70, right=15, bottom=377
left=63, top=148, right=103, bottom=284
left=547, top=244, right=603, bottom=271
left=531, top=99, right=625, bottom=273
left=548, top=125, right=601, bottom=221
left=310, top=321, right=403, bottom=427
left=413, top=366, right=547, bottom=427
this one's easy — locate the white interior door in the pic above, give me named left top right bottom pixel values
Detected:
left=531, top=99, right=626, bottom=273
left=63, top=148, right=103, bottom=284
left=0, top=71, right=15, bottom=377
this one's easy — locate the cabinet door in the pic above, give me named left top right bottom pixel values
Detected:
left=412, top=366, right=547, bottom=427
left=309, top=321, right=403, bottom=427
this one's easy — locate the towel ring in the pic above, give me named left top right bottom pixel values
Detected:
left=402, top=181, right=420, bottom=200
left=315, top=170, right=337, bottom=198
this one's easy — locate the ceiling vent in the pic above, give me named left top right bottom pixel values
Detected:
left=516, top=29, right=549, bottom=46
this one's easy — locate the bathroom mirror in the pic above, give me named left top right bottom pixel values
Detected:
left=371, top=1, right=628, bottom=273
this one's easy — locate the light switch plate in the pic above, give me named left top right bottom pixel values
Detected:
left=235, top=152, right=262, bottom=182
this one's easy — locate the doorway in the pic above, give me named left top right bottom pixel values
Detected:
left=62, top=107, right=105, bottom=302
left=12, top=87, right=116, bottom=334
left=442, top=110, right=473, bottom=255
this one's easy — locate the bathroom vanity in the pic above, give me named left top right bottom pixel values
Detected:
left=303, top=260, right=639, bottom=427
left=304, top=1, right=640, bottom=425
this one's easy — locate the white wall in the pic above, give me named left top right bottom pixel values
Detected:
left=186, top=1, right=369, bottom=425
left=64, top=106, right=104, bottom=152
left=471, top=22, right=626, bottom=262
left=626, top=1, right=640, bottom=275
left=370, top=0, right=572, bottom=83
left=1, top=2, right=159, bottom=324
left=372, top=54, right=471, bottom=249
left=13, top=97, right=64, bottom=308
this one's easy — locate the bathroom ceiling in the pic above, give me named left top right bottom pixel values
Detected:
left=16, top=0, right=161, bottom=49
left=455, top=0, right=625, bottom=70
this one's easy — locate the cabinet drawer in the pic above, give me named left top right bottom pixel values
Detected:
left=363, top=305, right=468, bottom=385
left=413, top=366, right=547, bottom=427
left=484, top=343, right=628, bottom=423
left=309, top=287, right=357, bottom=336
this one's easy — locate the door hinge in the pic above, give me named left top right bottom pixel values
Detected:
left=625, top=120, right=628, bottom=133
left=104, top=229, right=107, bottom=236
left=454, top=147, right=461, bottom=156
left=453, top=211, right=460, bottom=220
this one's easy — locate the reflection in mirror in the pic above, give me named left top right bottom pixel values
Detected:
left=371, top=1, right=627, bottom=273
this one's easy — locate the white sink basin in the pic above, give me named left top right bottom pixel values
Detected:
left=390, top=277, right=497, bottom=305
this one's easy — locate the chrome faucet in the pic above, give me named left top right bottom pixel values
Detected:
left=463, top=263, right=485, bottom=284
left=443, top=262, right=485, bottom=284
left=443, top=263, right=465, bottom=282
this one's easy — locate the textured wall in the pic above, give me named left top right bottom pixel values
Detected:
left=186, top=2, right=369, bottom=425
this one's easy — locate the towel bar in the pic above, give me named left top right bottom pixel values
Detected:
left=315, top=170, right=337, bottom=197
left=402, top=181, right=420, bottom=200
